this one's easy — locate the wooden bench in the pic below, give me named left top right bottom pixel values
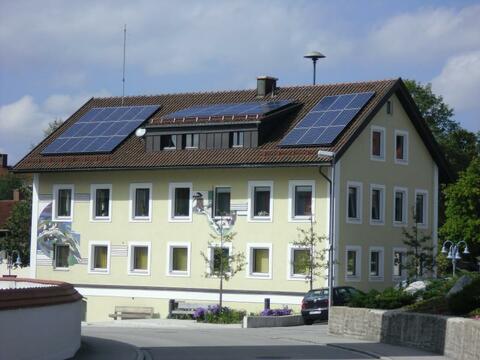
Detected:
left=169, top=301, right=216, bottom=318
left=109, top=306, right=154, bottom=320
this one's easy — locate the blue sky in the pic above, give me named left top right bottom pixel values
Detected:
left=1, top=0, right=479, bottom=164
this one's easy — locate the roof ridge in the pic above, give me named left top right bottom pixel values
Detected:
left=92, top=78, right=399, bottom=100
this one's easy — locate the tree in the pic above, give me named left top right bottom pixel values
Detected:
left=292, top=218, right=329, bottom=290
left=43, top=118, right=64, bottom=138
left=402, top=209, right=434, bottom=282
left=440, top=157, right=480, bottom=261
left=1, top=186, right=32, bottom=266
left=201, top=218, right=245, bottom=308
left=404, top=80, right=479, bottom=177
left=0, top=173, right=22, bottom=200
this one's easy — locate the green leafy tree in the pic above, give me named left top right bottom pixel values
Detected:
left=440, top=157, right=480, bottom=260
left=292, top=219, right=329, bottom=290
left=404, top=80, right=479, bottom=176
left=0, top=173, right=22, bottom=200
left=402, top=209, right=434, bottom=282
left=201, top=220, right=246, bottom=308
left=1, top=186, right=32, bottom=266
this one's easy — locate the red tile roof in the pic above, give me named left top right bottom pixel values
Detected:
left=13, top=78, right=448, bottom=176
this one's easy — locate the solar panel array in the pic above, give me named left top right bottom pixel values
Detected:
left=280, top=92, right=374, bottom=147
left=161, top=100, right=294, bottom=120
left=42, top=105, right=160, bottom=154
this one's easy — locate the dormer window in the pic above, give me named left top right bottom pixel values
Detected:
left=161, top=135, right=176, bottom=150
left=184, top=134, right=199, bottom=149
left=230, top=131, right=244, bottom=148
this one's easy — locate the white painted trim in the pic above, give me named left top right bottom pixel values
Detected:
left=206, top=242, right=232, bottom=277
left=129, top=183, right=152, bottom=222
left=88, top=241, right=111, bottom=275
left=76, top=287, right=303, bottom=305
left=368, top=246, right=384, bottom=282
left=414, top=189, right=429, bottom=229
left=166, top=242, right=191, bottom=277
left=127, top=241, right=151, bottom=276
left=246, top=243, right=273, bottom=279
left=287, top=244, right=310, bottom=281
left=168, top=182, right=193, bottom=222
left=345, top=245, right=361, bottom=282
left=369, top=184, right=385, bottom=225
left=30, top=174, right=39, bottom=278
left=89, top=184, right=112, bottom=222
left=247, top=181, right=274, bottom=222
left=333, top=161, right=341, bottom=287
left=370, top=126, right=386, bottom=161
left=392, top=247, right=407, bottom=282
left=394, top=129, right=409, bottom=165
left=52, top=184, right=74, bottom=222
left=287, top=180, right=316, bottom=222
left=393, top=186, right=408, bottom=227
left=346, top=181, right=363, bottom=224
left=433, top=164, right=439, bottom=277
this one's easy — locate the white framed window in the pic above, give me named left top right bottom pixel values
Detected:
left=129, top=183, right=152, bottom=222
left=392, top=247, right=407, bottom=281
left=288, top=180, right=315, bottom=222
left=167, top=242, right=191, bottom=277
left=370, top=126, right=386, bottom=161
left=246, top=243, right=272, bottom=279
left=415, top=189, right=428, bottom=228
left=345, top=245, right=361, bottom=281
left=287, top=244, right=311, bottom=280
left=127, top=242, right=151, bottom=276
left=161, top=134, right=177, bottom=150
left=369, top=246, right=384, bottom=281
left=90, top=184, right=112, bottom=222
left=53, top=244, right=70, bottom=270
left=206, top=242, right=232, bottom=276
left=168, top=182, right=192, bottom=222
left=88, top=241, right=110, bottom=274
left=346, top=181, right=362, bottom=224
left=184, top=134, right=199, bottom=149
left=370, top=184, right=385, bottom=225
left=248, top=181, right=273, bottom=222
left=214, top=186, right=231, bottom=218
left=231, top=131, right=244, bottom=148
left=52, top=184, right=74, bottom=221
left=386, top=100, right=393, bottom=115
left=393, top=186, right=408, bottom=226
left=394, top=130, right=409, bottom=164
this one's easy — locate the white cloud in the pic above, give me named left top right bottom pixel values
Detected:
left=432, top=51, right=480, bottom=112
left=366, top=5, right=480, bottom=63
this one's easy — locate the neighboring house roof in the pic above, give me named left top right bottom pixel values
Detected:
left=0, top=201, right=16, bottom=231
left=13, top=78, right=451, bottom=180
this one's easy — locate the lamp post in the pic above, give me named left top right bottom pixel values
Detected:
left=304, top=51, right=325, bottom=85
left=441, top=240, right=469, bottom=276
left=0, top=250, right=22, bottom=277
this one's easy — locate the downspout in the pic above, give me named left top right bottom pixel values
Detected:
left=318, top=151, right=336, bottom=311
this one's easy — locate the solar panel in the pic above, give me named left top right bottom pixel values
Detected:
left=280, top=92, right=374, bottom=147
left=162, top=100, right=294, bottom=120
left=42, top=105, right=160, bottom=154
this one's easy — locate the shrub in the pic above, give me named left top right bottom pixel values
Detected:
left=260, top=308, right=292, bottom=316
left=421, top=277, right=457, bottom=300
left=193, top=305, right=245, bottom=324
left=348, top=287, right=416, bottom=309
left=406, top=296, right=449, bottom=314
left=468, top=308, right=480, bottom=320
left=448, top=277, right=480, bottom=315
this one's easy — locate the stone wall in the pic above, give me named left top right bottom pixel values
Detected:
left=243, top=314, right=304, bottom=328
left=329, top=306, right=480, bottom=360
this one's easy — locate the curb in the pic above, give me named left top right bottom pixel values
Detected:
left=326, top=343, right=391, bottom=360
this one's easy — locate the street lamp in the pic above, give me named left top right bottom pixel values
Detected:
left=304, top=51, right=326, bottom=85
left=441, top=240, right=469, bottom=276
left=0, top=250, right=22, bottom=277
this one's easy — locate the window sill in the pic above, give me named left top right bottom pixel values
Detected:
left=369, top=219, right=385, bottom=226
left=288, top=274, right=308, bottom=281
left=370, top=156, right=385, bottom=162
left=393, top=221, right=407, bottom=227
left=345, top=276, right=361, bottom=282
left=91, top=217, right=111, bottom=223
left=247, top=273, right=272, bottom=280
left=394, top=159, right=408, bottom=165
left=169, top=216, right=192, bottom=223
left=346, top=218, right=362, bottom=224
left=369, top=276, right=384, bottom=282
left=53, top=267, right=70, bottom=272
left=52, top=217, right=72, bottom=222
left=128, top=270, right=150, bottom=276
left=88, top=269, right=110, bottom=275
left=289, top=216, right=315, bottom=223
left=167, top=271, right=190, bottom=277
left=248, top=216, right=272, bottom=223
left=130, top=217, right=152, bottom=223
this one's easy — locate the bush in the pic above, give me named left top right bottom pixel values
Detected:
left=406, top=296, right=449, bottom=314
left=421, top=277, right=457, bottom=300
left=260, top=308, right=292, bottom=316
left=193, top=305, right=245, bottom=324
left=448, top=277, right=480, bottom=315
left=348, top=287, right=416, bottom=309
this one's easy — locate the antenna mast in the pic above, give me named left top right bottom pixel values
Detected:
left=122, top=24, right=127, bottom=105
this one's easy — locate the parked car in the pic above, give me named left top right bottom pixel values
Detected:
left=301, top=286, right=362, bottom=325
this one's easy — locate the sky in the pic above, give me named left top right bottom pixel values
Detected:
left=1, top=0, right=479, bottom=165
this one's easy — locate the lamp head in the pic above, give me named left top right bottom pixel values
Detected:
left=455, top=252, right=462, bottom=260
left=15, top=254, right=22, bottom=266
left=463, top=245, right=470, bottom=255
left=441, top=246, right=447, bottom=254
left=447, top=249, right=453, bottom=259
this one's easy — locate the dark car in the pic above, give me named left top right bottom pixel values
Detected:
left=301, top=286, right=362, bottom=325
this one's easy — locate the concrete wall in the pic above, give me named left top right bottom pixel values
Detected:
left=0, top=300, right=81, bottom=360
left=243, top=314, right=304, bottom=328
left=329, top=306, right=480, bottom=360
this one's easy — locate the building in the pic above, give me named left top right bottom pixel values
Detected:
left=14, top=77, right=450, bottom=321
left=0, top=154, right=20, bottom=240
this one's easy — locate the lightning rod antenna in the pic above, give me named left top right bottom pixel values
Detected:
left=122, top=24, right=127, bottom=105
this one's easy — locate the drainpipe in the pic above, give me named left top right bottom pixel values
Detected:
left=317, top=150, right=336, bottom=312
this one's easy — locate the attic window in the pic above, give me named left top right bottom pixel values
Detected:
left=386, top=100, right=393, bottom=115
left=161, top=135, right=176, bottom=150
left=230, top=132, right=244, bottom=148
left=184, top=134, right=199, bottom=149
